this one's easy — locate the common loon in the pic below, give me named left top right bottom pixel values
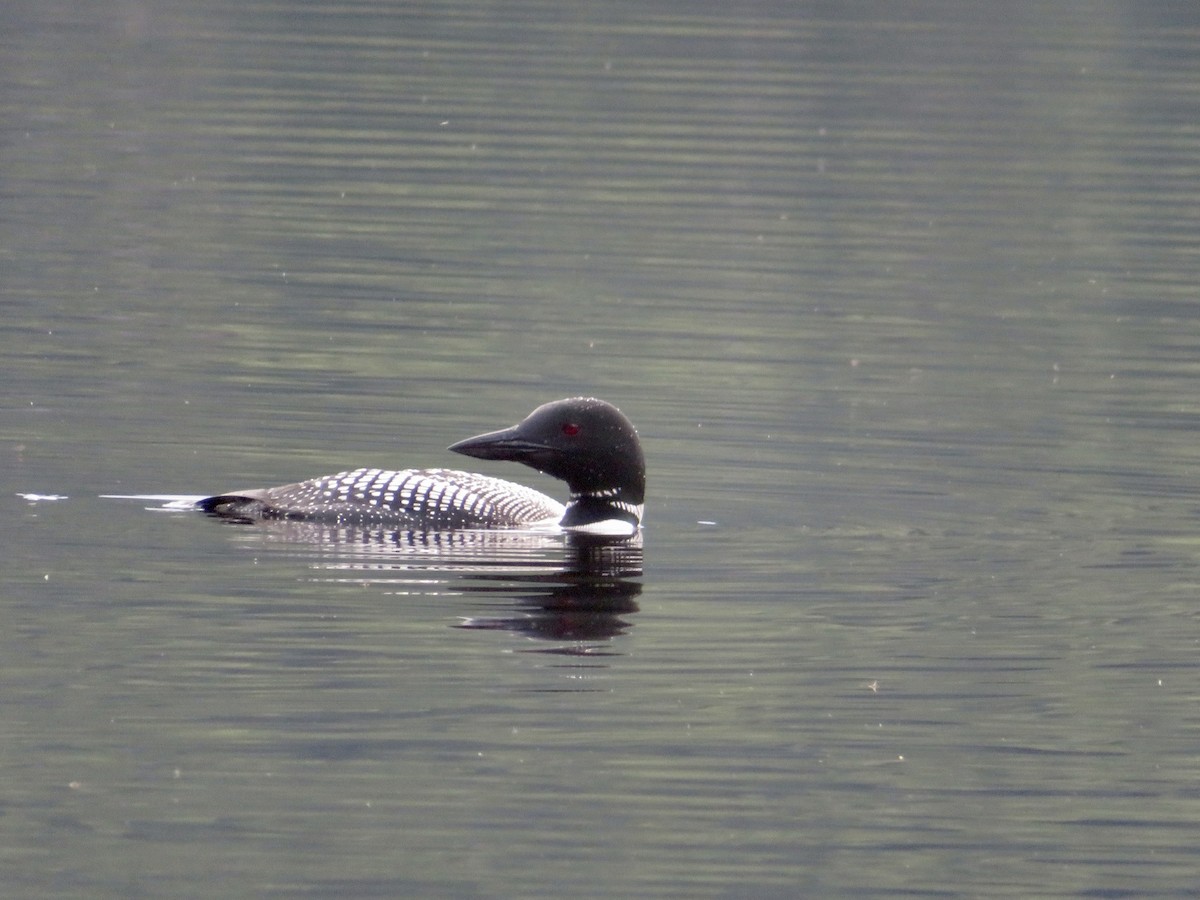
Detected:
left=197, top=397, right=645, bottom=536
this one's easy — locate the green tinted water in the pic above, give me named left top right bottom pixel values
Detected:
left=4, top=1, right=1199, bottom=896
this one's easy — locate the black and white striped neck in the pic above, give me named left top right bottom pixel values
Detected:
left=560, top=489, right=644, bottom=536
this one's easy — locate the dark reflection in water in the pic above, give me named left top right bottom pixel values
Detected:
left=456, top=573, right=641, bottom=650
left=213, top=519, right=642, bottom=651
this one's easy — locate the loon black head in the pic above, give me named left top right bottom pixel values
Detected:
left=449, top=397, right=644, bottom=533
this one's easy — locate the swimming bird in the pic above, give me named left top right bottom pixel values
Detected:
left=197, top=397, right=644, bottom=536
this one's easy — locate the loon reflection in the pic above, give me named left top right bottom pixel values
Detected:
left=218, top=521, right=642, bottom=651
left=456, top=577, right=641, bottom=648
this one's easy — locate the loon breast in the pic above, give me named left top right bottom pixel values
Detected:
left=199, top=468, right=565, bottom=529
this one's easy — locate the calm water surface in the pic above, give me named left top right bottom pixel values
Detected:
left=4, top=1, right=1200, bottom=897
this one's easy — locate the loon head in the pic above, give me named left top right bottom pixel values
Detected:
left=448, top=397, right=645, bottom=534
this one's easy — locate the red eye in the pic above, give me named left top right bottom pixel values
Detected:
left=562, top=422, right=581, bottom=437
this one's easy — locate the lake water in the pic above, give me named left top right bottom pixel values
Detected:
left=4, top=1, right=1200, bottom=896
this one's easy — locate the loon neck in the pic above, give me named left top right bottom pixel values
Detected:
left=559, top=488, right=643, bottom=535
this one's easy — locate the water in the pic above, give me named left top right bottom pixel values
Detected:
left=4, top=1, right=1200, bottom=896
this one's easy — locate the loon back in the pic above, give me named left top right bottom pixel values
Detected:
left=198, top=397, right=644, bottom=535
left=198, top=468, right=565, bottom=529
